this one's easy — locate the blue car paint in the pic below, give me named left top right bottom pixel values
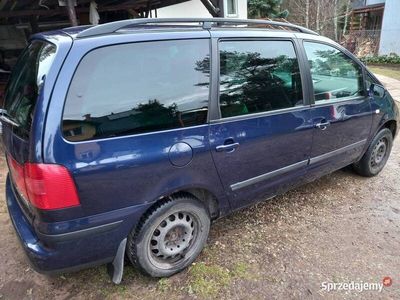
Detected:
left=7, top=175, right=150, bottom=272
left=209, top=107, right=314, bottom=210
left=306, top=98, right=373, bottom=180
left=31, top=32, right=73, bottom=164
left=2, top=25, right=399, bottom=274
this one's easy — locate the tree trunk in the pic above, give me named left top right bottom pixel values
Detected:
left=305, top=0, right=310, bottom=28
left=316, top=0, right=320, bottom=32
left=333, top=0, right=338, bottom=41
left=343, top=0, right=351, bottom=36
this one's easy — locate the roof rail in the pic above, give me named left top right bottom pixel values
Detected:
left=76, top=18, right=318, bottom=38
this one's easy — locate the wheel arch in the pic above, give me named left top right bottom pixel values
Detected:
left=134, top=187, right=221, bottom=237
left=380, top=119, right=397, bottom=139
left=180, top=188, right=219, bottom=220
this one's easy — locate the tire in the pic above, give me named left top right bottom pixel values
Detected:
left=127, top=193, right=210, bottom=277
left=353, top=128, right=393, bottom=177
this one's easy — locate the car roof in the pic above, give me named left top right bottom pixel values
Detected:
left=31, top=18, right=352, bottom=63
left=52, top=18, right=319, bottom=40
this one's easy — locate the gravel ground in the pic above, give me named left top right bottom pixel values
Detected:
left=0, top=124, right=399, bottom=299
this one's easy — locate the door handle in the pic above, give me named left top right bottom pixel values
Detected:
left=216, top=142, right=240, bottom=152
left=315, top=121, right=330, bottom=131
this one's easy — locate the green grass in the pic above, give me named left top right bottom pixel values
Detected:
left=367, top=65, right=400, bottom=81
left=187, top=263, right=231, bottom=298
left=157, top=278, right=172, bottom=292
left=186, top=261, right=253, bottom=298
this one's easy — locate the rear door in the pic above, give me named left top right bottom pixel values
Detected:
left=301, top=41, right=373, bottom=178
left=209, top=38, right=314, bottom=209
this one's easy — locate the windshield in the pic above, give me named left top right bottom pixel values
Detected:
left=3, top=40, right=56, bottom=138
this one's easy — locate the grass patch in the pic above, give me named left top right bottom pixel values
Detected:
left=187, top=262, right=252, bottom=298
left=157, top=278, right=172, bottom=292
left=232, top=262, right=248, bottom=277
left=367, top=65, right=400, bottom=81
left=188, top=263, right=231, bottom=298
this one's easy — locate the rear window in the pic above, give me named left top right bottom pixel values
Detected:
left=62, top=39, right=210, bottom=142
left=4, top=41, right=56, bottom=138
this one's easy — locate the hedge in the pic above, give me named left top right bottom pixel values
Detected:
left=360, top=55, right=400, bottom=64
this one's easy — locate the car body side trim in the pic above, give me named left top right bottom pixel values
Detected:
left=230, top=159, right=308, bottom=191
left=230, top=139, right=368, bottom=192
left=309, top=139, right=367, bottom=165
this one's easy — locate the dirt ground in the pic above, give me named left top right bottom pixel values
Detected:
left=0, top=131, right=399, bottom=299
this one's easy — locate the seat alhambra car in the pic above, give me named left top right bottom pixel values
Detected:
left=1, top=18, right=398, bottom=283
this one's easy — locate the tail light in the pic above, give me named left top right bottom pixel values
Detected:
left=7, top=155, right=80, bottom=210
left=7, top=155, right=29, bottom=201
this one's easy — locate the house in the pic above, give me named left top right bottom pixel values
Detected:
left=155, top=0, right=247, bottom=19
left=350, top=0, right=400, bottom=55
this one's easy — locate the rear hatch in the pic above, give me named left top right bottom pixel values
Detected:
left=1, top=40, right=57, bottom=222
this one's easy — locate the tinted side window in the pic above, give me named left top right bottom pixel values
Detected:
left=303, top=42, right=364, bottom=102
left=219, top=40, right=303, bottom=118
left=63, top=39, right=210, bottom=142
left=4, top=41, right=56, bottom=138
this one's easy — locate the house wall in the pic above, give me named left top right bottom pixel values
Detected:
left=154, top=0, right=248, bottom=19
left=366, top=0, right=385, bottom=5
left=379, top=0, right=400, bottom=55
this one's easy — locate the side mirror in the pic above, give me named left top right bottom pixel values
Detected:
left=368, top=83, right=386, bottom=98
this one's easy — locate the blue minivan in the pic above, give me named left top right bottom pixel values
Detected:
left=1, top=18, right=398, bottom=282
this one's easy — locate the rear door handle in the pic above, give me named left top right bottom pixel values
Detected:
left=315, top=121, right=330, bottom=130
left=216, top=142, right=240, bottom=152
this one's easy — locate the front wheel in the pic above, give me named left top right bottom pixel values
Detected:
left=127, top=194, right=210, bottom=277
left=353, top=128, right=393, bottom=177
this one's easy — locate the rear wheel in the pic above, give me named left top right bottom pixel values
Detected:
left=127, top=194, right=210, bottom=277
left=353, top=128, right=393, bottom=177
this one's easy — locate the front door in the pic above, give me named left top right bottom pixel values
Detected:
left=302, top=41, right=373, bottom=178
left=209, top=39, right=314, bottom=209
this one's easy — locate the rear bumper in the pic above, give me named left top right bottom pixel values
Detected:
left=6, top=175, right=149, bottom=274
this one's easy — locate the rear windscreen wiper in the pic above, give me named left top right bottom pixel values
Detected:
left=0, top=109, right=20, bottom=127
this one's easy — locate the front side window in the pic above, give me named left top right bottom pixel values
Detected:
left=303, top=42, right=364, bottom=102
left=63, top=39, right=210, bottom=142
left=219, top=40, right=303, bottom=118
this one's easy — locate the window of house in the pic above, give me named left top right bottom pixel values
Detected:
left=226, top=0, right=238, bottom=16
left=303, top=42, right=364, bottom=102
left=219, top=40, right=303, bottom=118
left=62, top=39, right=210, bottom=142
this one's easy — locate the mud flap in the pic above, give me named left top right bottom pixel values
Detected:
left=107, top=238, right=127, bottom=284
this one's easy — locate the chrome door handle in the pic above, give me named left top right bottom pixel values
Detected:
left=315, top=121, right=330, bottom=130
left=216, top=142, right=240, bottom=152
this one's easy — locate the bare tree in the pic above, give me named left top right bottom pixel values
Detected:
left=334, top=0, right=338, bottom=41
left=342, top=0, right=352, bottom=36
left=316, top=0, right=320, bottom=32
left=305, top=0, right=310, bottom=28
left=282, top=0, right=349, bottom=42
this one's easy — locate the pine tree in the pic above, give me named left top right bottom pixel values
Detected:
left=248, top=0, right=289, bottom=19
